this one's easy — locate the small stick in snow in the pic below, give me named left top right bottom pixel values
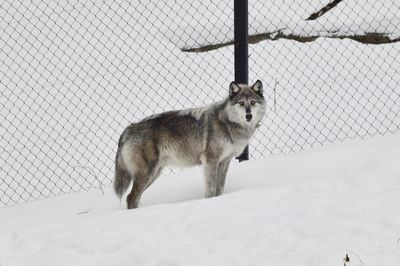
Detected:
left=343, top=254, right=350, bottom=266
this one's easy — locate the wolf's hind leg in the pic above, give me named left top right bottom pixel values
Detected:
left=216, top=158, right=231, bottom=196
left=126, top=166, right=162, bottom=209
left=126, top=170, right=149, bottom=209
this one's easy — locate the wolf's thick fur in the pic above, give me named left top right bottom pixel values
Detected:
left=114, top=80, right=266, bottom=209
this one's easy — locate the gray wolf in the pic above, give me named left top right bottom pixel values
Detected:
left=114, top=80, right=266, bottom=209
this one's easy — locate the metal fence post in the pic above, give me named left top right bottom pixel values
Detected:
left=234, top=0, right=249, bottom=162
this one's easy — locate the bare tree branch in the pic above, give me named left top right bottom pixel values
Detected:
left=182, top=31, right=400, bottom=53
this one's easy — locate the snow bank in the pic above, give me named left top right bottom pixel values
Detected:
left=1, top=132, right=400, bottom=266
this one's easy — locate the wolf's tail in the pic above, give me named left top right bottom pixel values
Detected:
left=114, top=135, right=132, bottom=199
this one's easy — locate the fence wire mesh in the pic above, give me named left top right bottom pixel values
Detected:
left=1, top=0, right=399, bottom=207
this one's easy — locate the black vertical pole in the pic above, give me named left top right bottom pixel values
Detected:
left=234, top=0, right=249, bottom=162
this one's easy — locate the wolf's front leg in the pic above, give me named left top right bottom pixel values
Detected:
left=216, top=158, right=231, bottom=196
left=204, top=161, right=219, bottom=198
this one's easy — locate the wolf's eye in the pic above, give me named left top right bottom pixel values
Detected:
left=250, top=100, right=256, bottom=106
left=238, top=101, right=244, bottom=106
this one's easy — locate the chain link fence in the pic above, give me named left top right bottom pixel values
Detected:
left=1, top=0, right=399, bottom=207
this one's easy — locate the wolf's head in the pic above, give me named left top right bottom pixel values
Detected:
left=227, top=80, right=266, bottom=126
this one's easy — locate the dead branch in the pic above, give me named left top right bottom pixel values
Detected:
left=306, top=0, right=344, bottom=20
left=181, top=31, right=400, bottom=53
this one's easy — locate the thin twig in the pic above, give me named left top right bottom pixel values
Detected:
left=306, top=0, right=344, bottom=21
left=346, top=249, right=365, bottom=266
left=74, top=164, right=105, bottom=195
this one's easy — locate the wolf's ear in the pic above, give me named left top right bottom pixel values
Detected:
left=252, top=80, right=263, bottom=96
left=229, top=82, right=241, bottom=99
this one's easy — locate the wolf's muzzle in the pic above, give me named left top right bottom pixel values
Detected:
left=246, top=113, right=252, bottom=122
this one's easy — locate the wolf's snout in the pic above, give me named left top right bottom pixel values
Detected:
left=246, top=113, right=252, bottom=121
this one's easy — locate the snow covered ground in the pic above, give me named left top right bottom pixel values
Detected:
left=1, top=132, right=399, bottom=266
